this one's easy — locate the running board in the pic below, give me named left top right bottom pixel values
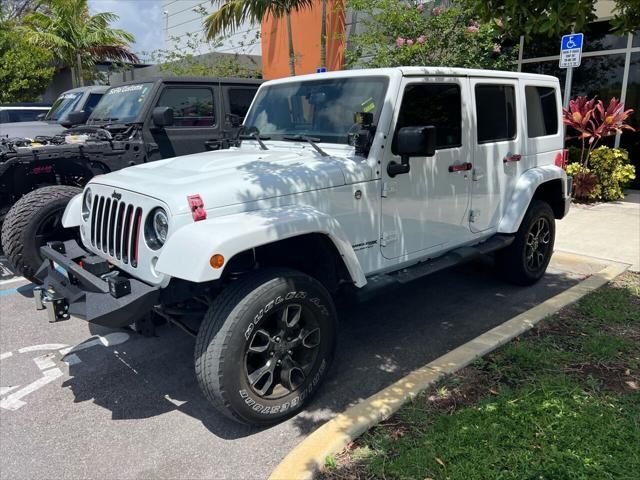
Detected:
left=357, top=234, right=514, bottom=300
left=391, top=234, right=514, bottom=284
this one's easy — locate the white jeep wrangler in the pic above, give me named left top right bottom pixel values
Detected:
left=33, top=67, right=571, bottom=425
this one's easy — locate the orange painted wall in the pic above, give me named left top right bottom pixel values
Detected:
left=260, top=0, right=346, bottom=80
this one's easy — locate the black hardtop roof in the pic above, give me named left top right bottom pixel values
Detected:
left=111, top=77, right=263, bottom=88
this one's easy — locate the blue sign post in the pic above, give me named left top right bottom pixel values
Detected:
left=560, top=33, right=584, bottom=68
left=560, top=33, right=584, bottom=108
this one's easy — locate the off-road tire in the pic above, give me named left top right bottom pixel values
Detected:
left=194, top=268, right=337, bottom=426
left=496, top=200, right=555, bottom=286
left=1, top=186, right=82, bottom=283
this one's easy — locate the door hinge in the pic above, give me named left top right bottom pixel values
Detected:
left=381, top=181, right=397, bottom=198
left=469, top=209, right=480, bottom=223
left=381, top=231, right=399, bottom=246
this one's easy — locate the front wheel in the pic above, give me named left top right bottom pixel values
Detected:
left=1, top=186, right=82, bottom=283
left=194, top=268, right=337, bottom=425
left=496, top=200, right=555, bottom=286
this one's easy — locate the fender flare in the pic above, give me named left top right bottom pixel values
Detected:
left=498, top=165, right=568, bottom=234
left=62, top=193, right=82, bottom=228
left=155, top=205, right=367, bottom=287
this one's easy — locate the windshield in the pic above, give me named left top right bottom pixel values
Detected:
left=243, top=77, right=389, bottom=144
left=88, top=83, right=153, bottom=123
left=45, top=92, right=83, bottom=121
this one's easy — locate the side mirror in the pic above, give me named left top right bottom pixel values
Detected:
left=226, top=113, right=242, bottom=128
left=36, top=113, right=46, bottom=121
left=152, top=106, right=174, bottom=127
left=388, top=125, right=436, bottom=177
left=60, top=110, right=88, bottom=128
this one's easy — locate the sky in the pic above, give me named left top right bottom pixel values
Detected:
left=88, top=0, right=165, bottom=57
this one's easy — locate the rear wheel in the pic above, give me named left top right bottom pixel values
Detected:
left=194, top=268, right=337, bottom=425
left=496, top=200, right=555, bottom=285
left=1, top=186, right=82, bottom=283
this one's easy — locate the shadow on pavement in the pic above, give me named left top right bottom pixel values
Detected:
left=61, top=257, right=580, bottom=440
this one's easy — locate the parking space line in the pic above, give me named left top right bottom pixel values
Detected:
left=0, top=368, right=64, bottom=411
left=18, top=344, right=68, bottom=353
left=0, top=352, right=13, bottom=360
left=0, top=277, right=27, bottom=286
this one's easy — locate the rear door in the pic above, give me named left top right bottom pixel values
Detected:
left=149, top=84, right=220, bottom=158
left=469, top=78, right=522, bottom=232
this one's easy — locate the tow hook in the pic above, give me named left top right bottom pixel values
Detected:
left=34, top=286, right=70, bottom=323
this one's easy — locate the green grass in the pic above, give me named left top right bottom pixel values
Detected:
left=325, top=273, right=640, bottom=480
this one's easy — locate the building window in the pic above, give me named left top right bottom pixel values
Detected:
left=583, top=21, right=628, bottom=52
left=475, top=85, right=517, bottom=143
left=393, top=83, right=462, bottom=152
left=156, top=87, right=215, bottom=127
left=570, top=54, right=626, bottom=100
left=525, top=86, right=559, bottom=137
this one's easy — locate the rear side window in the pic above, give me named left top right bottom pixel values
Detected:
left=475, top=84, right=516, bottom=143
left=157, top=87, right=215, bottom=127
left=393, top=83, right=462, bottom=152
left=228, top=88, right=257, bottom=118
left=525, top=86, right=558, bottom=137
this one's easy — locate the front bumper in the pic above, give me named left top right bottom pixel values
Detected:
left=34, top=240, right=160, bottom=328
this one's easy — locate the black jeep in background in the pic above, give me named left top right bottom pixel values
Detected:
left=1, top=77, right=262, bottom=282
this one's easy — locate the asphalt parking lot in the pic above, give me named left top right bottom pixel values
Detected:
left=0, top=252, right=609, bottom=480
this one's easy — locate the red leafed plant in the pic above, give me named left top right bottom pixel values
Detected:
left=563, top=96, right=635, bottom=167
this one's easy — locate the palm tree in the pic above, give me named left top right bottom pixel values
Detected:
left=204, top=0, right=314, bottom=76
left=21, top=0, right=139, bottom=87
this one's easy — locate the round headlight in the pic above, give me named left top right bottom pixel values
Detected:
left=82, top=188, right=92, bottom=221
left=145, top=207, right=169, bottom=249
left=153, top=209, right=169, bottom=243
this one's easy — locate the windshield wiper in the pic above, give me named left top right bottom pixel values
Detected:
left=239, top=131, right=269, bottom=150
left=282, top=135, right=328, bottom=157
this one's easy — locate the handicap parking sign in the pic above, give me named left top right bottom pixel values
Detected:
left=560, top=33, right=584, bottom=68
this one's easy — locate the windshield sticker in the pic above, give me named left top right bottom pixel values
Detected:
left=361, top=97, right=375, bottom=113
left=107, top=84, right=146, bottom=95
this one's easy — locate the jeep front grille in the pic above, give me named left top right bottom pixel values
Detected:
left=90, top=195, right=143, bottom=267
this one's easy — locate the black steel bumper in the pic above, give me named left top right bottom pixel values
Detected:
left=34, top=240, right=160, bottom=328
left=562, top=176, right=573, bottom=218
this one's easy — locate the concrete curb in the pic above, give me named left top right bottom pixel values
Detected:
left=268, top=256, right=630, bottom=480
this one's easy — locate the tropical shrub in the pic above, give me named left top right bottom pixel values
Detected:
left=345, top=0, right=517, bottom=70
left=566, top=146, right=636, bottom=202
left=563, top=96, right=635, bottom=167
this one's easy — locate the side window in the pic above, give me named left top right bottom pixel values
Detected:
left=228, top=88, right=257, bottom=118
left=475, top=84, right=516, bottom=143
left=525, top=86, right=558, bottom=138
left=392, top=83, right=462, bottom=153
left=83, top=93, right=103, bottom=114
left=156, top=87, right=215, bottom=127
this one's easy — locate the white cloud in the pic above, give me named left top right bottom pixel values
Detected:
left=88, top=0, right=165, bottom=58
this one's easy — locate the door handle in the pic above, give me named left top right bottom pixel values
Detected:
left=504, top=154, right=522, bottom=163
left=448, top=162, right=473, bottom=172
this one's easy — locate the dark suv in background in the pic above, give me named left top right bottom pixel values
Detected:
left=1, top=77, right=262, bottom=281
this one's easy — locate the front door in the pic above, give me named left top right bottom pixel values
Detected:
left=148, top=85, right=220, bottom=159
left=380, top=77, right=472, bottom=259
left=469, top=79, right=522, bottom=232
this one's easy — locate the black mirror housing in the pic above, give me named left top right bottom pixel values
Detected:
left=152, top=106, right=174, bottom=127
left=395, top=126, right=437, bottom=158
left=388, top=126, right=437, bottom=177
left=61, top=110, right=88, bottom=128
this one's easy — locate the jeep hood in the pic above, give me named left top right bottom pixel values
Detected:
left=0, top=121, right=66, bottom=139
left=90, top=147, right=371, bottom=215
